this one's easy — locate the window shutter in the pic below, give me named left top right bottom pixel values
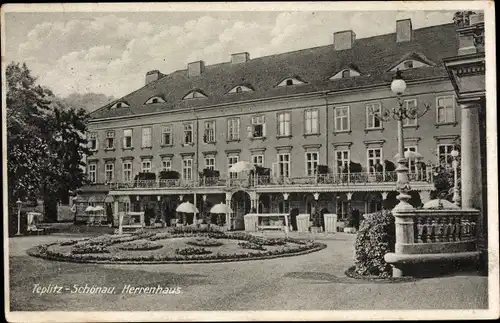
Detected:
left=247, top=125, right=253, bottom=139
left=262, top=117, right=267, bottom=137
left=271, top=162, right=279, bottom=179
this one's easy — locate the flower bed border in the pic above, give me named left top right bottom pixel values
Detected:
left=26, top=241, right=326, bottom=265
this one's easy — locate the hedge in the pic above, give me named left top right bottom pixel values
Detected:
left=353, top=210, right=395, bottom=278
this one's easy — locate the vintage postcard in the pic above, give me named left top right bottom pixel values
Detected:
left=2, top=1, right=498, bottom=322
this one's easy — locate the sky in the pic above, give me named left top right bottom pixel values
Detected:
left=4, top=9, right=457, bottom=98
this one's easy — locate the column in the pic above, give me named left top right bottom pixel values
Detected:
left=225, top=192, right=232, bottom=229
left=114, top=200, right=119, bottom=233
left=461, top=102, right=483, bottom=210
left=193, top=193, right=197, bottom=224
left=283, top=193, right=290, bottom=236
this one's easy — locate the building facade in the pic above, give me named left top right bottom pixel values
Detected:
left=77, top=19, right=463, bottom=230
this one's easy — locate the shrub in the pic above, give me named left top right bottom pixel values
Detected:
left=238, top=242, right=266, bottom=251
left=175, top=247, right=212, bottom=256
left=118, top=240, right=162, bottom=251
left=187, top=238, right=223, bottom=247
left=354, top=210, right=395, bottom=278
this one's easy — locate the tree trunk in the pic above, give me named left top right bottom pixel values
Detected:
left=43, top=193, right=58, bottom=222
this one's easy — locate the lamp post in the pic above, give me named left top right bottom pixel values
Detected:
left=451, top=149, right=461, bottom=206
left=372, top=70, right=431, bottom=211
left=16, top=199, right=22, bottom=235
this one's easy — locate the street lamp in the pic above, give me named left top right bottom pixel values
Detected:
left=16, top=199, right=22, bottom=236
left=451, top=149, right=461, bottom=206
left=371, top=70, right=431, bottom=211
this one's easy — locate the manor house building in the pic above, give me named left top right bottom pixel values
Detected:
left=76, top=19, right=465, bottom=230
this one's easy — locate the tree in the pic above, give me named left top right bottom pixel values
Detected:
left=6, top=63, right=54, bottom=203
left=41, top=105, right=91, bottom=221
left=7, top=62, right=91, bottom=222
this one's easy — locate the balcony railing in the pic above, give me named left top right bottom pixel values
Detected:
left=99, top=170, right=432, bottom=191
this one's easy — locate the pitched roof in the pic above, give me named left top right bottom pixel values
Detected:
left=90, top=23, right=458, bottom=120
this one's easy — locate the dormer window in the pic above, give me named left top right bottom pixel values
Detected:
left=276, top=77, right=305, bottom=87
left=403, top=60, right=414, bottom=69
left=183, top=90, right=207, bottom=100
left=145, top=96, right=165, bottom=104
left=329, top=67, right=361, bottom=80
left=110, top=101, right=129, bottom=109
left=227, top=85, right=253, bottom=94
left=388, top=52, right=434, bottom=72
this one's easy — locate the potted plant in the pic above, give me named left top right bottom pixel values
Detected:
left=199, top=217, right=209, bottom=229
left=343, top=207, right=359, bottom=234
left=310, top=209, right=323, bottom=234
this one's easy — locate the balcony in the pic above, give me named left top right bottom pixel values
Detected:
left=96, top=170, right=433, bottom=192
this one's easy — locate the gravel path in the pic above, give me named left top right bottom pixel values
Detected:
left=8, top=233, right=488, bottom=311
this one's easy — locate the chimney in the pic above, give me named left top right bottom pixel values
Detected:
left=396, top=19, right=412, bottom=42
left=231, top=52, right=250, bottom=64
left=145, top=70, right=162, bottom=85
left=333, top=30, right=356, bottom=51
left=187, top=61, right=205, bottom=78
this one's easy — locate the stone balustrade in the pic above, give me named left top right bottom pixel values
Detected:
left=385, top=207, right=480, bottom=277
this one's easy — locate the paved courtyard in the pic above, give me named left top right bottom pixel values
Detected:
left=8, top=232, right=488, bottom=311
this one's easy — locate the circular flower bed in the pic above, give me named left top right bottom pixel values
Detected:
left=118, top=240, right=162, bottom=251
left=27, top=228, right=326, bottom=264
left=186, top=238, right=223, bottom=247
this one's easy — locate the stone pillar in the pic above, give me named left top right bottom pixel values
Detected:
left=283, top=193, right=290, bottom=236
left=114, top=200, right=120, bottom=233
left=461, top=102, right=483, bottom=211
left=225, top=192, right=232, bottom=229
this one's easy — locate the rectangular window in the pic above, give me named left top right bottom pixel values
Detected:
left=277, top=153, right=291, bottom=178
left=277, top=112, right=291, bottom=136
left=305, top=109, right=319, bottom=134
left=161, top=125, right=172, bottom=145
left=227, top=156, right=239, bottom=179
left=142, top=127, right=152, bottom=148
left=88, top=133, right=98, bottom=151
left=182, top=159, right=193, bottom=181
left=405, top=146, right=418, bottom=173
left=204, top=121, right=216, bottom=143
left=436, top=96, right=455, bottom=124
left=334, top=106, right=350, bottom=132
left=123, top=129, right=133, bottom=148
left=184, top=123, right=193, bottom=144
left=250, top=115, right=266, bottom=138
left=105, top=131, right=115, bottom=149
left=227, top=118, right=240, bottom=141
left=305, top=152, right=319, bottom=176
left=403, top=99, right=418, bottom=126
left=88, top=164, right=97, bottom=183
left=335, top=150, right=350, bottom=173
left=437, top=144, right=454, bottom=165
left=105, top=163, right=114, bottom=182
left=252, top=155, right=264, bottom=167
left=123, top=161, right=132, bottom=182
left=204, top=157, right=215, bottom=170
left=366, top=103, right=382, bottom=129
left=161, top=158, right=172, bottom=171
left=367, top=148, right=383, bottom=174
left=141, top=159, right=152, bottom=173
